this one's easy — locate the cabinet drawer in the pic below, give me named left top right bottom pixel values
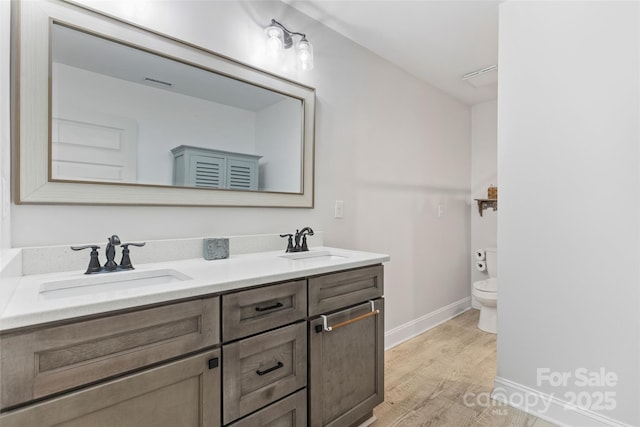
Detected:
left=1, top=297, right=219, bottom=410
left=222, top=280, right=306, bottom=341
left=308, top=265, right=383, bottom=316
left=0, top=349, right=221, bottom=427
left=223, top=322, right=307, bottom=424
left=227, top=389, right=306, bottom=427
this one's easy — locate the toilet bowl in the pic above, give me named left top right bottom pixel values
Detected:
left=473, top=247, right=497, bottom=333
left=473, top=277, right=497, bottom=333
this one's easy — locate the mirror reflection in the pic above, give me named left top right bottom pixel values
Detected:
left=51, top=23, right=303, bottom=193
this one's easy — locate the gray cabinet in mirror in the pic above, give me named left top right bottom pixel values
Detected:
left=14, top=0, right=315, bottom=207
left=171, top=146, right=262, bottom=191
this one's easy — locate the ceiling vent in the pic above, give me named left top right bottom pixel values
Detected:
left=462, top=65, right=497, bottom=88
left=143, top=77, right=173, bottom=88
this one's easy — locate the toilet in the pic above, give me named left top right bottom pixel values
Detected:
left=473, top=247, right=497, bottom=333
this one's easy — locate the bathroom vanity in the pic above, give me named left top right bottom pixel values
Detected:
left=6, top=2, right=386, bottom=423
left=0, top=247, right=387, bottom=426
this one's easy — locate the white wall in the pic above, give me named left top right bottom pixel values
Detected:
left=0, top=0, right=10, bottom=253
left=497, top=2, right=639, bottom=426
left=255, top=98, right=302, bottom=192
left=6, top=1, right=471, bottom=336
left=470, top=100, right=497, bottom=307
left=54, top=63, right=257, bottom=186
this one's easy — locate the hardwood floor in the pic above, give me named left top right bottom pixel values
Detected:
left=373, top=309, right=556, bottom=427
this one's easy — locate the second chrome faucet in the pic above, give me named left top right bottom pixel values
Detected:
left=72, top=235, right=146, bottom=274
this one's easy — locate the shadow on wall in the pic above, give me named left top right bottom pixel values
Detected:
left=350, top=180, right=472, bottom=332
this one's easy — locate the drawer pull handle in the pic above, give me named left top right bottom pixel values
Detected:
left=320, top=300, right=379, bottom=332
left=255, top=302, right=284, bottom=312
left=256, top=361, right=284, bottom=376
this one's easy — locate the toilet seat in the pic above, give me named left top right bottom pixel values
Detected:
left=473, top=277, right=497, bottom=293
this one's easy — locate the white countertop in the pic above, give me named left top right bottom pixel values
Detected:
left=0, top=247, right=389, bottom=331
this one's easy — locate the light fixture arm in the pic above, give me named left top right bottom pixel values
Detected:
left=265, top=18, right=314, bottom=70
left=270, top=19, right=307, bottom=49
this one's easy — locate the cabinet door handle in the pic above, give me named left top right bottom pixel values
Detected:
left=255, top=302, right=283, bottom=312
left=256, top=361, right=284, bottom=376
left=320, top=300, right=380, bottom=332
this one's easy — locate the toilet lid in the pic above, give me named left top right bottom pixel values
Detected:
left=475, top=277, right=497, bottom=292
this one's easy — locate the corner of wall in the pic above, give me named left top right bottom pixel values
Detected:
left=0, top=0, right=11, bottom=251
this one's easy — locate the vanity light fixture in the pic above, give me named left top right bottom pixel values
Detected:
left=265, top=19, right=314, bottom=71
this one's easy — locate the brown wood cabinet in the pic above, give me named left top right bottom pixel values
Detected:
left=308, top=299, right=385, bottom=427
left=222, top=280, right=306, bottom=342
left=223, top=322, right=307, bottom=424
left=227, top=389, right=307, bottom=427
left=0, top=264, right=385, bottom=427
left=220, top=281, right=309, bottom=426
left=0, top=296, right=219, bottom=410
left=307, top=266, right=385, bottom=427
left=308, top=265, right=384, bottom=316
left=0, top=349, right=221, bottom=427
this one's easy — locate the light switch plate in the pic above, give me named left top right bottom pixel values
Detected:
left=334, top=200, right=344, bottom=218
left=203, top=238, right=229, bottom=260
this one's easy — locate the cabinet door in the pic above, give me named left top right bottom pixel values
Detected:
left=0, top=349, right=221, bottom=427
left=226, top=157, right=258, bottom=190
left=223, top=322, right=307, bottom=424
left=308, top=299, right=384, bottom=427
left=191, top=154, right=226, bottom=188
left=1, top=297, right=219, bottom=409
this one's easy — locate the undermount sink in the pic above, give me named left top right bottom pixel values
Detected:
left=279, top=250, right=347, bottom=262
left=39, top=269, right=192, bottom=299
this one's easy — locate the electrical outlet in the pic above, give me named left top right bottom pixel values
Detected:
left=334, top=200, right=344, bottom=218
left=203, top=238, right=229, bottom=260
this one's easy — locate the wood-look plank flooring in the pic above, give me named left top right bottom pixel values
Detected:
left=373, top=309, right=557, bottom=427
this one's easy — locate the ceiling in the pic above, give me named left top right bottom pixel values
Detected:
left=52, top=22, right=289, bottom=112
left=287, top=0, right=501, bottom=105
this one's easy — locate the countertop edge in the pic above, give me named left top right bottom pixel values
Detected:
left=0, top=247, right=390, bottom=332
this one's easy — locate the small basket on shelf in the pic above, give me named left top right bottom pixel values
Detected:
left=487, top=186, right=497, bottom=200
left=474, top=186, right=498, bottom=217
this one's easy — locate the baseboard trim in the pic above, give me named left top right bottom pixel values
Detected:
left=384, top=296, right=472, bottom=350
left=493, top=376, right=633, bottom=427
left=356, top=415, right=376, bottom=427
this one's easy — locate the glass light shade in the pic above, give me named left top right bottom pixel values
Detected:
left=297, top=39, right=314, bottom=71
left=265, top=26, right=284, bottom=58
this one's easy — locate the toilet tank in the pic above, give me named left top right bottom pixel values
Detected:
left=485, top=247, right=497, bottom=277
